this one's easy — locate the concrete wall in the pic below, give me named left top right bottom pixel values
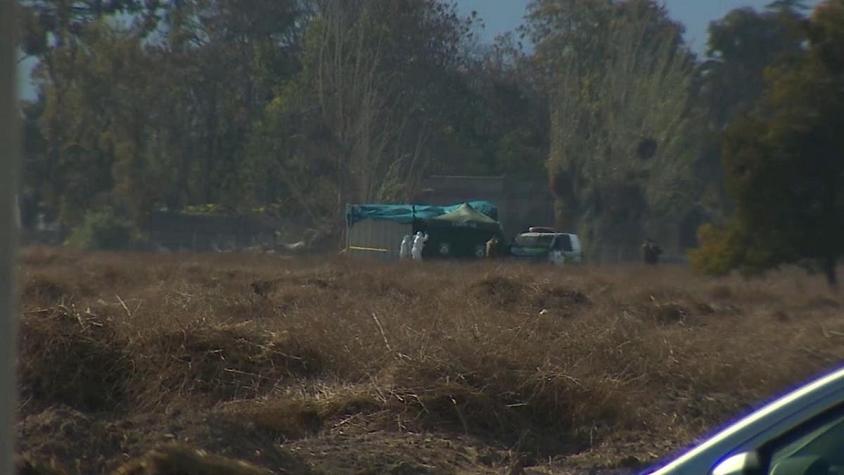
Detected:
left=414, top=175, right=555, bottom=239
left=146, top=211, right=296, bottom=251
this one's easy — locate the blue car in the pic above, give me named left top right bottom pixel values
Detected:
left=646, top=366, right=844, bottom=474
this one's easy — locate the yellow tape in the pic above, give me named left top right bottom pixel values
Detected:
left=349, top=246, right=390, bottom=253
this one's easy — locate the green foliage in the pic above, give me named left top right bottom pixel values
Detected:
left=439, top=33, right=550, bottom=180
left=20, top=0, right=551, bottom=234
left=244, top=0, right=478, bottom=220
left=701, top=1, right=807, bottom=127
left=694, top=0, right=844, bottom=285
left=688, top=221, right=778, bottom=277
left=19, top=0, right=308, bottom=226
left=689, top=224, right=736, bottom=276
left=66, top=208, right=137, bottom=251
left=18, top=0, right=834, bottom=262
left=528, top=0, right=708, bottom=260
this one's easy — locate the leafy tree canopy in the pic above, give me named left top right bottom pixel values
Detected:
left=691, top=0, right=844, bottom=286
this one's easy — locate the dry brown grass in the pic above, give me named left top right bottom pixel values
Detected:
left=113, top=445, right=273, bottom=475
left=14, top=246, right=844, bottom=474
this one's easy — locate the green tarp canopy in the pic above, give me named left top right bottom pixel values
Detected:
left=425, top=203, right=501, bottom=232
left=345, top=200, right=498, bottom=226
left=345, top=201, right=502, bottom=259
left=419, top=203, right=503, bottom=258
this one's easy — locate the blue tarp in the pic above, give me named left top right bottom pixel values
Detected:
left=346, top=200, right=498, bottom=226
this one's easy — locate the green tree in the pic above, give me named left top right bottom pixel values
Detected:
left=17, top=0, right=158, bottom=226
left=247, top=0, right=474, bottom=225
left=19, top=0, right=306, bottom=227
left=31, top=21, right=158, bottom=227
left=149, top=0, right=306, bottom=208
left=688, top=0, right=810, bottom=244
left=528, top=0, right=708, bottom=261
left=692, top=0, right=844, bottom=286
left=431, top=32, right=550, bottom=179
left=701, top=0, right=808, bottom=127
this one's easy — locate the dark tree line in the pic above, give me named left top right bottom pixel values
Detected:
left=18, top=0, right=544, bottom=232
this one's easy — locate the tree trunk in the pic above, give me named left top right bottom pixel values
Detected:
left=823, top=256, right=838, bottom=288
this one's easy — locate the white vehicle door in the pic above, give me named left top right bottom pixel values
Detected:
left=549, top=236, right=565, bottom=265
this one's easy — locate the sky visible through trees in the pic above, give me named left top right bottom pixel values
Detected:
left=17, top=0, right=821, bottom=99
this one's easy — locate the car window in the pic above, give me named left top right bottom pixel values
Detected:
left=515, top=235, right=554, bottom=247
left=761, top=405, right=844, bottom=474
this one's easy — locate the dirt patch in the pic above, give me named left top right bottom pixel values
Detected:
left=471, top=276, right=529, bottom=307
left=652, top=302, right=691, bottom=324
left=249, top=279, right=278, bottom=297
left=22, top=276, right=71, bottom=304
left=471, top=277, right=590, bottom=315
left=534, top=286, right=591, bottom=312
left=624, top=290, right=721, bottom=325
left=373, top=280, right=419, bottom=304
left=224, top=399, right=325, bottom=441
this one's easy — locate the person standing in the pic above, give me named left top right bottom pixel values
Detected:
left=411, top=232, right=428, bottom=261
left=485, top=235, right=500, bottom=258
left=642, top=238, right=662, bottom=265
left=399, top=234, right=412, bottom=259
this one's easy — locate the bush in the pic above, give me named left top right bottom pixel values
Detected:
left=66, top=208, right=136, bottom=251
left=688, top=222, right=753, bottom=276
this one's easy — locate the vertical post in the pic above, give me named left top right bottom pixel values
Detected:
left=344, top=206, right=350, bottom=253
left=0, top=0, right=21, bottom=471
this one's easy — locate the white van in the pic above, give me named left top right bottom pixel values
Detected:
left=509, top=232, right=583, bottom=265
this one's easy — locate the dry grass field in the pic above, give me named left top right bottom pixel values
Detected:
left=13, top=247, right=844, bottom=474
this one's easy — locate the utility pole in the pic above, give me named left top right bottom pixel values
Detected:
left=1, top=0, right=22, bottom=472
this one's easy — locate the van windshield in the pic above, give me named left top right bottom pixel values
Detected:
left=554, top=235, right=573, bottom=252
left=515, top=234, right=554, bottom=248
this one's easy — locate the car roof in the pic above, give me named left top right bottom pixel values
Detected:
left=649, top=365, right=844, bottom=474
left=518, top=232, right=576, bottom=237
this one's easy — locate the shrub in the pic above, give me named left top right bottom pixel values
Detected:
left=688, top=223, right=742, bottom=276
left=66, top=208, right=136, bottom=251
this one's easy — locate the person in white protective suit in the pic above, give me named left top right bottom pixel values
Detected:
left=411, top=232, right=428, bottom=261
left=399, top=234, right=412, bottom=259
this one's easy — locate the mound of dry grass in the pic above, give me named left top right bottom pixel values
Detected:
left=14, top=249, right=844, bottom=473
left=114, top=445, right=273, bottom=475
left=18, top=306, right=131, bottom=412
left=15, top=455, right=65, bottom=475
left=132, top=323, right=326, bottom=408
